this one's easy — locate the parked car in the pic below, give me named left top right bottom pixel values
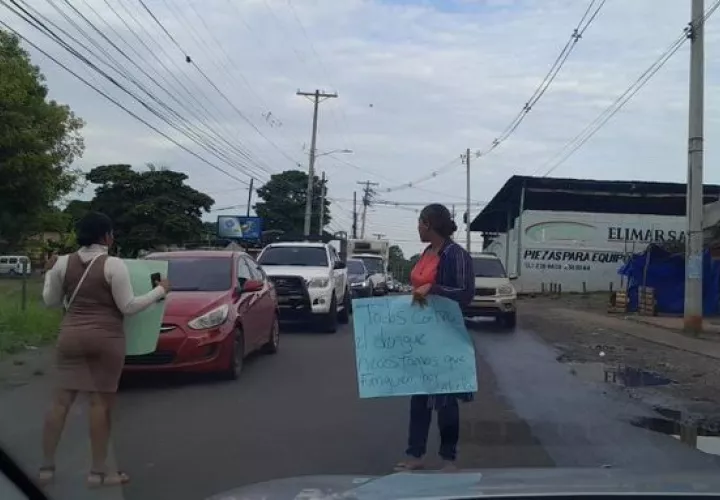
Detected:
left=257, top=241, right=349, bottom=333
left=347, top=258, right=372, bottom=298
left=123, top=250, right=279, bottom=379
left=463, top=252, right=518, bottom=329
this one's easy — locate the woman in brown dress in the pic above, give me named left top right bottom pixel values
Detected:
left=39, top=212, right=169, bottom=487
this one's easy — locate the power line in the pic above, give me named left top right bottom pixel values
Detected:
left=135, top=0, right=303, bottom=168
left=5, top=0, right=268, bottom=183
left=538, top=0, right=720, bottom=177
left=382, top=0, right=606, bottom=194
left=0, top=17, right=252, bottom=187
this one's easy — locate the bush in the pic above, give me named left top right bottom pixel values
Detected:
left=0, top=279, right=61, bottom=356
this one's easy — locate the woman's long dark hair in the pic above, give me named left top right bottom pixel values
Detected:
left=75, top=212, right=113, bottom=247
left=419, top=204, right=457, bottom=239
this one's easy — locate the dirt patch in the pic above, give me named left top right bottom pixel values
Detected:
left=519, top=294, right=720, bottom=423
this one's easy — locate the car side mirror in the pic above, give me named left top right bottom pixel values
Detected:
left=242, top=279, right=263, bottom=293
left=509, top=274, right=518, bottom=281
left=334, top=261, right=346, bottom=270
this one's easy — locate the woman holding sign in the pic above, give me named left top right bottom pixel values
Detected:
left=395, top=203, right=475, bottom=472
left=39, top=212, right=170, bottom=488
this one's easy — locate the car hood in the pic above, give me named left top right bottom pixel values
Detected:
left=261, top=266, right=330, bottom=279
left=206, top=469, right=720, bottom=500
left=163, top=291, right=229, bottom=318
left=348, top=273, right=367, bottom=283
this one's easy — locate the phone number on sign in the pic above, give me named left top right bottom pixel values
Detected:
left=524, top=262, right=591, bottom=271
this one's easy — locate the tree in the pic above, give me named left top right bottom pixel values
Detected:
left=254, top=170, right=330, bottom=235
left=86, top=164, right=214, bottom=256
left=0, top=31, right=85, bottom=250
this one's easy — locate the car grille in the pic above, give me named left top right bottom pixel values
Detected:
left=269, top=275, right=307, bottom=295
left=125, top=350, right=175, bottom=365
left=475, top=287, right=496, bottom=297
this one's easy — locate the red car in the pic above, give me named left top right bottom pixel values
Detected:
left=123, top=250, right=279, bottom=379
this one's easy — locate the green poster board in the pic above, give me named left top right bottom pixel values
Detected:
left=123, top=259, right=168, bottom=355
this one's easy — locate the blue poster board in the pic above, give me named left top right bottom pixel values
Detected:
left=351, top=295, right=478, bottom=398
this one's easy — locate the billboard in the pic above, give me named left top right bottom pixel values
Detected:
left=217, top=216, right=263, bottom=240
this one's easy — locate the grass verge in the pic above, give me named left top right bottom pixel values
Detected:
left=0, top=278, right=61, bottom=356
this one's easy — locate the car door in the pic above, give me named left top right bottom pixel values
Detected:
left=329, top=247, right=346, bottom=301
left=235, top=256, right=264, bottom=349
left=243, top=256, right=274, bottom=340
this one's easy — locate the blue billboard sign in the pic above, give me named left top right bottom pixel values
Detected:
left=217, top=216, right=263, bottom=240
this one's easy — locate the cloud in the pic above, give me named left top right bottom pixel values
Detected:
left=3, top=0, right=717, bottom=256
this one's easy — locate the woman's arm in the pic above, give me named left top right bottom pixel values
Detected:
left=430, top=246, right=475, bottom=307
left=42, top=256, right=69, bottom=307
left=105, top=257, right=166, bottom=315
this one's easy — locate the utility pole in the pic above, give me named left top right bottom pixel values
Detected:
left=357, top=180, right=379, bottom=239
left=685, top=0, right=705, bottom=334
left=318, top=171, right=326, bottom=235
left=297, top=89, right=338, bottom=236
left=352, top=191, right=358, bottom=239
left=246, top=177, right=254, bottom=217
left=462, top=148, right=471, bottom=251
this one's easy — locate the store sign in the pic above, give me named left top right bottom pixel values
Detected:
left=523, top=249, right=626, bottom=272
left=607, top=227, right=685, bottom=243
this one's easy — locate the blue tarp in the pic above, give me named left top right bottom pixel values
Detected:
left=618, top=246, right=720, bottom=315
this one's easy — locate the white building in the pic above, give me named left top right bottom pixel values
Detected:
left=470, top=176, right=720, bottom=293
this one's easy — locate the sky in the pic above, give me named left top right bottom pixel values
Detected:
left=4, top=0, right=720, bottom=256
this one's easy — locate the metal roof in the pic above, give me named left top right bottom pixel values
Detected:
left=470, top=175, right=720, bottom=234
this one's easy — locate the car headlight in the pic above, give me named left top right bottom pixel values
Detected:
left=307, top=276, right=330, bottom=288
left=363, top=280, right=370, bottom=287
left=188, top=304, right=230, bottom=330
left=497, top=284, right=515, bottom=296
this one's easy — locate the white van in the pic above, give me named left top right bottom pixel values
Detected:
left=463, top=252, right=517, bottom=329
left=0, top=255, right=31, bottom=276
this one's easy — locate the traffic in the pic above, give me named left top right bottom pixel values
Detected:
left=112, top=236, right=519, bottom=380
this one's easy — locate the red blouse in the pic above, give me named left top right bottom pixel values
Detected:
left=410, top=251, right=440, bottom=289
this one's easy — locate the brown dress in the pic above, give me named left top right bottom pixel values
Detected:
left=55, top=253, right=125, bottom=393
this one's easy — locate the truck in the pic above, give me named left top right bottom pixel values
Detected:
left=347, top=238, right=390, bottom=296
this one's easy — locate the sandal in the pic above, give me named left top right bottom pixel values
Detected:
left=37, top=466, right=55, bottom=486
left=394, top=460, right=425, bottom=472
left=87, top=470, right=130, bottom=488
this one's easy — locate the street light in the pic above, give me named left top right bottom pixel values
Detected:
left=315, top=149, right=353, bottom=158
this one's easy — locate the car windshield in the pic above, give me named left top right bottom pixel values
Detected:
left=357, top=257, right=384, bottom=274
left=473, top=257, right=507, bottom=278
left=150, top=256, right=233, bottom=291
left=347, top=260, right=366, bottom=275
left=258, top=246, right=328, bottom=267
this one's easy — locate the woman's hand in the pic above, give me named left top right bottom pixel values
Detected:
left=157, top=278, right=171, bottom=293
left=411, top=283, right=432, bottom=307
left=44, top=254, right=58, bottom=273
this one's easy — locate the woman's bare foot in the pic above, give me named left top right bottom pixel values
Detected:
left=394, top=457, right=425, bottom=472
left=440, top=461, right=458, bottom=472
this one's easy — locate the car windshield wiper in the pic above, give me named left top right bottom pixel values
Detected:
left=172, top=287, right=202, bottom=291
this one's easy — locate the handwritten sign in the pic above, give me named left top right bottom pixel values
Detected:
left=352, top=295, right=478, bottom=398
left=123, top=259, right=168, bottom=356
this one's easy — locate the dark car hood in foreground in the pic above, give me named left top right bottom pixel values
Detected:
left=206, top=468, right=720, bottom=500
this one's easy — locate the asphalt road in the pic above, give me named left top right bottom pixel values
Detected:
left=2, top=320, right=720, bottom=500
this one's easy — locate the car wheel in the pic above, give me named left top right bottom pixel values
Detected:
left=338, top=289, right=350, bottom=324
left=320, top=295, right=338, bottom=333
left=222, top=329, right=245, bottom=380
left=262, top=314, right=280, bottom=354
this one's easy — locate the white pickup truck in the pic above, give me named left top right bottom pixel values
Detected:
left=257, top=241, right=350, bottom=333
left=347, top=239, right=389, bottom=296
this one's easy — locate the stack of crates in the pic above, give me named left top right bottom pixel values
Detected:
left=608, top=290, right=628, bottom=314
left=637, top=286, right=657, bottom=316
